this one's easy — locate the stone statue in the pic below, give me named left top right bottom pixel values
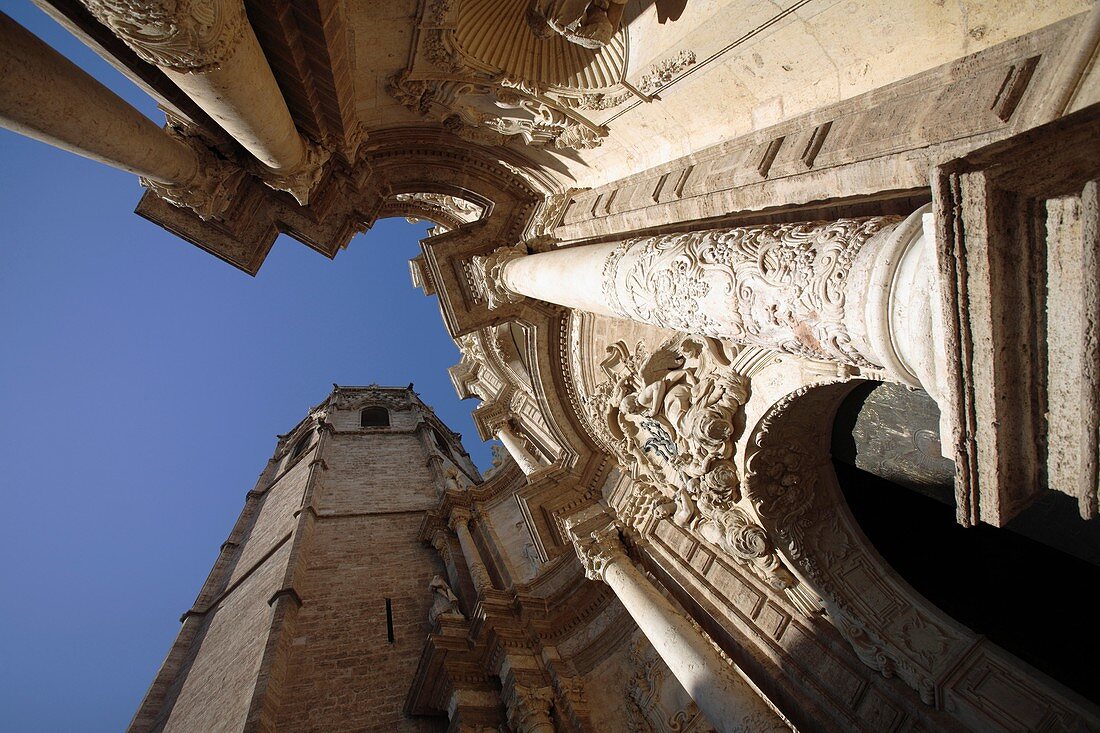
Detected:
left=526, top=0, right=626, bottom=49
left=427, top=575, right=463, bottom=624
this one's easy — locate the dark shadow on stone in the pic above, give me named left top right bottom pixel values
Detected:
left=836, top=461, right=1100, bottom=703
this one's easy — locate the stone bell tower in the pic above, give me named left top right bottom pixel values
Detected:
left=128, top=385, right=480, bottom=733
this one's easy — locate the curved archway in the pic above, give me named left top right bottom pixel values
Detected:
left=744, top=382, right=1099, bottom=730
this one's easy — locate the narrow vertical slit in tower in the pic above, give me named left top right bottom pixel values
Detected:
left=385, top=598, right=395, bottom=643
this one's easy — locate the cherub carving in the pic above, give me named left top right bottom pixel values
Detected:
left=526, top=0, right=626, bottom=49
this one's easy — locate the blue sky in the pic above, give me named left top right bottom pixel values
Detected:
left=0, top=3, right=492, bottom=730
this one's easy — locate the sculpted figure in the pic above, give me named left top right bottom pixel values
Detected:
left=427, top=575, right=463, bottom=623
left=526, top=0, right=626, bottom=49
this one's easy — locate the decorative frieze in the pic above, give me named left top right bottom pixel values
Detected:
left=598, top=218, right=897, bottom=366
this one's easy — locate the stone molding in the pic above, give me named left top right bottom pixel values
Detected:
left=742, top=381, right=1099, bottom=729
left=82, top=0, right=247, bottom=73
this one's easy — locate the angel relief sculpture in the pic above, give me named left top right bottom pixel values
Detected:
left=526, top=0, right=627, bottom=49
left=588, top=335, right=796, bottom=590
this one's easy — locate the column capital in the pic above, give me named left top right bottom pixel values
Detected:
left=570, top=523, right=628, bottom=581
left=82, top=0, right=248, bottom=73
left=503, top=683, right=555, bottom=733
left=430, top=529, right=453, bottom=562
left=472, top=244, right=527, bottom=309
left=255, top=137, right=331, bottom=205
left=449, top=505, right=474, bottom=532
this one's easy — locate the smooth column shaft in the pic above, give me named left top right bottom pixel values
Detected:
left=0, top=11, right=199, bottom=184
left=496, top=423, right=542, bottom=476
left=602, top=555, right=785, bottom=732
left=161, top=28, right=306, bottom=172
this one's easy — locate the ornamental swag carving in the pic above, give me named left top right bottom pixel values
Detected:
left=586, top=334, right=795, bottom=589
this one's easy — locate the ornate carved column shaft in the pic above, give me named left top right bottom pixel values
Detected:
left=449, top=507, right=493, bottom=594
left=0, top=11, right=199, bottom=185
left=570, top=522, right=787, bottom=733
left=80, top=0, right=327, bottom=203
left=495, top=421, right=542, bottom=476
left=477, top=209, right=944, bottom=400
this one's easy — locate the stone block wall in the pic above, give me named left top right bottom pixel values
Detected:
left=129, top=387, right=455, bottom=733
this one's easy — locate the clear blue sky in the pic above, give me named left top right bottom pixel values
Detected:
left=0, top=3, right=493, bottom=730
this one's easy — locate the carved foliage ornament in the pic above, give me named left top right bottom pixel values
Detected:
left=585, top=335, right=795, bottom=589
left=140, top=125, right=244, bottom=220
left=83, top=0, right=246, bottom=73
left=571, top=523, right=627, bottom=581
left=602, top=218, right=900, bottom=367
left=471, top=244, right=527, bottom=309
left=388, top=72, right=607, bottom=150
left=259, top=139, right=332, bottom=206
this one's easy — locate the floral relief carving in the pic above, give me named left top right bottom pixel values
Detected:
left=626, top=634, right=713, bottom=733
left=584, top=334, right=795, bottom=589
left=83, top=0, right=246, bottom=73
left=471, top=244, right=528, bottom=309
left=638, top=50, right=697, bottom=95
left=578, top=91, right=632, bottom=110
left=601, top=218, right=900, bottom=367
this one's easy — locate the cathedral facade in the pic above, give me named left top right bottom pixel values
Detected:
left=2, top=0, right=1099, bottom=730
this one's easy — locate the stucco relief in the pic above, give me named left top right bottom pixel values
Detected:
left=83, top=0, right=246, bottom=72
left=584, top=334, right=796, bottom=590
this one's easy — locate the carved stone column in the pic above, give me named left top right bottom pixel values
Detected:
left=569, top=521, right=787, bottom=733
left=449, top=507, right=493, bottom=594
left=495, top=421, right=542, bottom=476
left=0, top=11, right=237, bottom=219
left=475, top=209, right=945, bottom=401
left=81, top=0, right=327, bottom=203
